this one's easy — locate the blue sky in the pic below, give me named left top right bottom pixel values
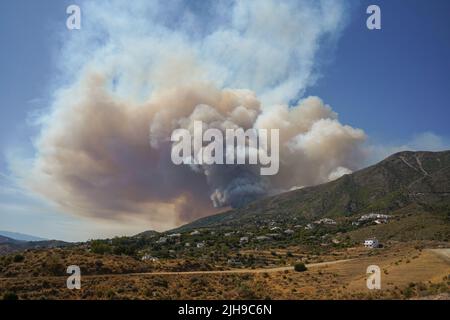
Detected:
left=0, top=0, right=449, bottom=241
left=306, top=0, right=450, bottom=144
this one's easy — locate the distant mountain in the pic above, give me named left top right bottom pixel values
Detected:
left=0, top=230, right=47, bottom=242
left=0, top=235, right=22, bottom=244
left=0, top=234, right=71, bottom=255
left=171, top=150, right=450, bottom=232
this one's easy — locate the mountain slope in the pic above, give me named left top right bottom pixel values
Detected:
left=0, top=235, right=70, bottom=256
left=133, top=230, right=160, bottom=238
left=0, top=235, right=22, bottom=244
left=0, top=231, right=47, bottom=242
left=173, top=150, right=450, bottom=232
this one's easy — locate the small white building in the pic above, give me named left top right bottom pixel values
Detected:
left=364, top=238, right=379, bottom=248
left=314, top=218, right=337, bottom=225
left=267, top=233, right=281, bottom=238
left=239, top=236, right=249, bottom=244
left=167, top=233, right=181, bottom=238
left=227, top=258, right=243, bottom=266
left=141, top=254, right=159, bottom=262
left=359, top=213, right=391, bottom=222
left=156, top=236, right=167, bottom=244
left=284, top=229, right=294, bottom=235
left=196, top=241, right=205, bottom=248
left=190, top=230, right=200, bottom=236
left=304, top=223, right=314, bottom=230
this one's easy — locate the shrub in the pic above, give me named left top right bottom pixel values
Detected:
left=403, top=286, right=415, bottom=298
left=294, top=262, right=307, bottom=272
left=46, top=255, right=65, bottom=276
left=153, top=277, right=169, bottom=288
left=13, top=254, right=24, bottom=263
left=238, top=284, right=259, bottom=299
left=106, top=290, right=116, bottom=299
left=3, top=292, right=18, bottom=300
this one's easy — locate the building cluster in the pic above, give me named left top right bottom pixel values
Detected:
left=314, top=218, right=337, bottom=225
left=353, top=213, right=391, bottom=226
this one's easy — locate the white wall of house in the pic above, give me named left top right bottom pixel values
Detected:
left=364, top=239, right=379, bottom=248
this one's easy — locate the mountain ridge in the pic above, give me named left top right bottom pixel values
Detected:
left=0, top=235, right=70, bottom=255
left=168, top=150, right=450, bottom=233
left=0, top=230, right=47, bottom=242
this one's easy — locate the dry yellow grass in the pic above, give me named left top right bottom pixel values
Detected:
left=1, top=243, right=448, bottom=300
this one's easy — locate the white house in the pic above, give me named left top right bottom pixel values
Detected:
left=227, top=258, right=243, bottom=266
left=156, top=236, right=167, bottom=244
left=359, top=213, right=391, bottom=222
left=304, top=223, right=314, bottom=230
left=364, top=238, right=379, bottom=248
left=239, top=236, right=249, bottom=244
left=196, top=241, right=205, bottom=248
left=314, top=218, right=337, bottom=225
left=267, top=233, right=281, bottom=238
left=167, top=233, right=181, bottom=238
left=190, top=230, right=200, bottom=236
left=141, top=254, right=159, bottom=262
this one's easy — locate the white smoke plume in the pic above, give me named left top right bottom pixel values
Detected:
left=25, top=0, right=366, bottom=230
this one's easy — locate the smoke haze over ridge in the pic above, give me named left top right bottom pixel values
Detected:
left=22, top=0, right=368, bottom=230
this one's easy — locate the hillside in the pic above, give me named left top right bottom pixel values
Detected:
left=133, top=230, right=160, bottom=238
left=172, top=150, right=450, bottom=232
left=1, top=242, right=448, bottom=300
left=0, top=151, right=448, bottom=301
left=0, top=231, right=47, bottom=242
left=0, top=235, right=70, bottom=256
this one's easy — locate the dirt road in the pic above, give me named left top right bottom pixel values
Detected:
left=1, top=249, right=448, bottom=280
left=0, top=258, right=354, bottom=281
left=427, top=248, right=450, bottom=262
left=127, top=258, right=354, bottom=276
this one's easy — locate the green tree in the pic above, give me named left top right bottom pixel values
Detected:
left=90, top=240, right=111, bottom=254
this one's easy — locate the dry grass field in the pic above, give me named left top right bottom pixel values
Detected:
left=0, top=242, right=448, bottom=300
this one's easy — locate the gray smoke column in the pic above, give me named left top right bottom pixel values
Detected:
left=24, top=0, right=366, bottom=230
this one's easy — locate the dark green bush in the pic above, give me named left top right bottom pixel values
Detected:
left=3, top=292, right=18, bottom=300
left=13, top=254, right=24, bottom=263
left=294, top=262, right=307, bottom=272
